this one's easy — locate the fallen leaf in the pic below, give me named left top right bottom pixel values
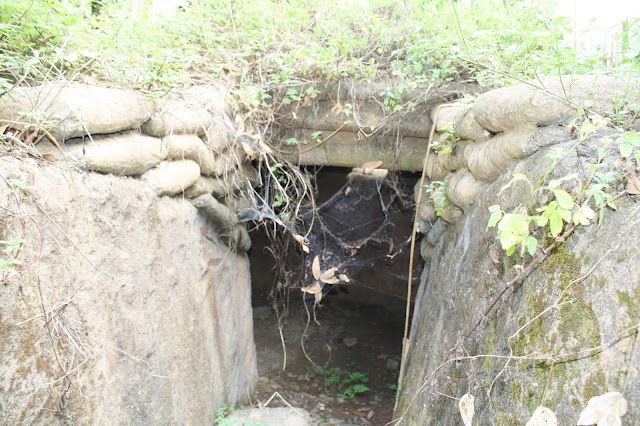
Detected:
left=339, top=274, right=350, bottom=283
left=459, top=393, right=475, bottom=426
left=320, top=267, right=337, bottom=281
left=293, top=234, right=310, bottom=253
left=321, top=276, right=340, bottom=284
left=525, top=406, right=557, bottom=426
left=241, top=141, right=257, bottom=160
left=258, top=138, right=274, bottom=155
left=626, top=173, right=640, bottom=195
left=367, top=410, right=374, bottom=419
left=301, top=282, right=323, bottom=295
left=312, top=255, right=321, bottom=280
left=360, top=160, right=383, bottom=169
left=577, top=392, right=627, bottom=426
left=42, top=153, right=57, bottom=162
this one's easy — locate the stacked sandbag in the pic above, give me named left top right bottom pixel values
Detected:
left=416, top=75, right=639, bottom=261
left=0, top=82, right=258, bottom=252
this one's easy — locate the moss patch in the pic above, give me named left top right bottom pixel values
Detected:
left=582, top=369, right=606, bottom=401
left=617, top=287, right=640, bottom=323
left=543, top=244, right=581, bottom=289
left=557, top=297, right=601, bottom=352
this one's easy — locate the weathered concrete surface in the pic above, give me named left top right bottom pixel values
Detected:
left=0, top=156, right=257, bottom=424
left=277, top=129, right=429, bottom=171
left=273, top=80, right=477, bottom=171
left=396, top=130, right=640, bottom=424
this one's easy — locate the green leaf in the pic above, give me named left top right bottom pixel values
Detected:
left=526, top=236, right=538, bottom=256
left=549, top=212, right=563, bottom=236
left=552, top=189, right=574, bottom=210
left=487, top=210, right=503, bottom=229
left=548, top=179, right=561, bottom=188
left=559, top=207, right=572, bottom=223
left=616, top=133, right=640, bottom=158
left=440, top=147, right=452, bottom=155
left=488, top=205, right=501, bottom=213
left=536, top=215, right=548, bottom=227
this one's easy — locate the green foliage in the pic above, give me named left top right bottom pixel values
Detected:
left=215, top=404, right=263, bottom=426
left=616, top=132, right=640, bottom=158
left=2, top=0, right=638, bottom=111
left=309, top=367, right=370, bottom=400
left=424, top=181, right=450, bottom=217
left=3, top=179, right=28, bottom=198
left=0, top=239, right=24, bottom=276
left=436, top=122, right=458, bottom=145
left=486, top=114, right=622, bottom=257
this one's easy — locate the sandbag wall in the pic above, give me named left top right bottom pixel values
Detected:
left=401, top=76, right=640, bottom=424
left=0, top=83, right=258, bottom=423
left=1, top=83, right=257, bottom=250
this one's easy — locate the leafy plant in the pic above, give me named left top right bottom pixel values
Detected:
left=309, top=367, right=370, bottom=400
left=4, top=178, right=28, bottom=198
left=424, top=181, right=450, bottom=217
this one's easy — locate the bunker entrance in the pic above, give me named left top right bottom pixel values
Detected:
left=248, top=166, right=421, bottom=424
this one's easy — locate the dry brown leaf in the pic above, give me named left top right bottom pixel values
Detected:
left=459, top=393, right=475, bottom=426
left=577, top=392, right=627, bottom=426
left=293, top=234, right=309, bottom=253
left=257, top=138, right=273, bottom=155
left=360, top=160, right=383, bottom=169
left=301, top=282, right=323, bottom=294
left=339, top=274, right=350, bottom=283
left=320, top=267, right=337, bottom=281
left=312, top=255, right=321, bottom=280
left=42, top=153, right=57, bottom=162
left=525, top=406, right=557, bottom=426
left=331, top=103, right=343, bottom=115
left=321, top=276, right=340, bottom=284
left=626, top=173, right=640, bottom=195
left=241, top=141, right=257, bottom=160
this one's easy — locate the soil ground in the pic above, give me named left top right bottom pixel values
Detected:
left=249, top=295, right=404, bottom=426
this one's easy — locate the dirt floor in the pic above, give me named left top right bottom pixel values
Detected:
left=250, top=294, right=404, bottom=426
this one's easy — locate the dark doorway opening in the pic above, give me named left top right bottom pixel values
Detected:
left=248, top=166, right=421, bottom=425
